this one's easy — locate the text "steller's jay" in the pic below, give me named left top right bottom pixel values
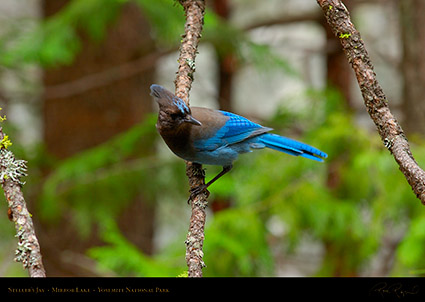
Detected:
left=150, top=84, right=327, bottom=199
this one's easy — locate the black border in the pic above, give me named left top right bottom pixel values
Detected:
left=1, top=277, right=425, bottom=300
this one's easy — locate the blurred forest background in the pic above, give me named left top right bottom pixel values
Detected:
left=1, top=0, right=425, bottom=277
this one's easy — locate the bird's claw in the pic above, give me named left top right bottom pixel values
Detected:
left=187, top=185, right=210, bottom=204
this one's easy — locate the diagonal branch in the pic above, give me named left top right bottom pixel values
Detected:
left=317, top=0, right=425, bottom=204
left=175, top=0, right=207, bottom=277
left=0, top=127, right=46, bottom=277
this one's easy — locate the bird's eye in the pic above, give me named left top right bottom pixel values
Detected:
left=170, top=113, right=180, bottom=120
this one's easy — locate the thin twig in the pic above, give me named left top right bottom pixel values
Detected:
left=317, top=0, right=425, bottom=204
left=175, top=0, right=207, bottom=277
left=0, top=127, right=46, bottom=277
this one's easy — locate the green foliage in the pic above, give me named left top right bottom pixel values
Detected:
left=39, top=115, right=159, bottom=227
left=204, top=208, right=273, bottom=276
left=135, top=0, right=184, bottom=47
left=397, top=213, right=425, bottom=274
left=203, top=12, right=295, bottom=75
left=88, top=219, right=185, bottom=276
left=1, top=0, right=123, bottom=67
left=0, top=0, right=294, bottom=78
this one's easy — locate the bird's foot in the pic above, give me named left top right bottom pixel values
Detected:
left=188, top=185, right=210, bottom=204
left=193, top=167, right=206, bottom=178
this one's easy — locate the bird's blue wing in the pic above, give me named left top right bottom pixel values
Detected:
left=218, top=111, right=270, bottom=144
left=193, top=111, right=271, bottom=151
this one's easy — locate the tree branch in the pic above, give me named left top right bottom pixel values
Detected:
left=244, top=11, right=322, bottom=31
left=175, top=0, right=207, bottom=277
left=0, top=127, right=46, bottom=277
left=317, top=0, right=425, bottom=204
left=44, top=50, right=171, bottom=99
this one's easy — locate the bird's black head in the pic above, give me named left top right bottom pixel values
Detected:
left=150, top=84, right=201, bottom=129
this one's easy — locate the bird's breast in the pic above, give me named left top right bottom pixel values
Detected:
left=158, top=124, right=196, bottom=161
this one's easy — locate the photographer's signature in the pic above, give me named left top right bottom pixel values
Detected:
left=369, top=282, right=419, bottom=298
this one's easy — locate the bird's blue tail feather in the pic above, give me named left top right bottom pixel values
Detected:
left=258, top=133, right=327, bottom=162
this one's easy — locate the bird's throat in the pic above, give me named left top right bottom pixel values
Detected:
left=158, top=122, right=194, bottom=160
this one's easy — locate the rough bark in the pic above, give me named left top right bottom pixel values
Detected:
left=317, top=0, right=425, bottom=204
left=175, top=0, right=206, bottom=278
left=0, top=128, right=46, bottom=277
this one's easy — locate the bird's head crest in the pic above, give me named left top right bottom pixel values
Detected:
left=150, top=84, right=190, bottom=114
left=150, top=84, right=201, bottom=127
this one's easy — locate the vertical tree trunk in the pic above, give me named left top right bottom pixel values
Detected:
left=400, top=0, right=425, bottom=136
left=40, top=0, right=156, bottom=276
left=213, top=0, right=236, bottom=113
left=323, top=0, right=354, bottom=109
left=324, top=23, right=353, bottom=108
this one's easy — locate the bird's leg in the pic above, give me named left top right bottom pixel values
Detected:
left=188, top=165, right=233, bottom=203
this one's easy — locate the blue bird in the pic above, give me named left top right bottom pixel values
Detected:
left=150, top=84, right=327, bottom=199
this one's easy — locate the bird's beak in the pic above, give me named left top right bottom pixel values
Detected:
left=184, top=115, right=202, bottom=126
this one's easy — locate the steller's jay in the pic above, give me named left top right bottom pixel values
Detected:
left=150, top=84, right=327, bottom=199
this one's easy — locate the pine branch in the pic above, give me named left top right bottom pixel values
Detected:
left=174, top=0, right=207, bottom=277
left=317, top=0, right=425, bottom=204
left=0, top=127, right=46, bottom=277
